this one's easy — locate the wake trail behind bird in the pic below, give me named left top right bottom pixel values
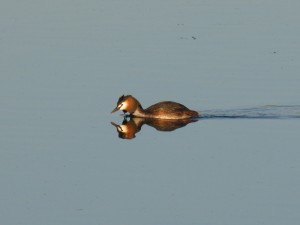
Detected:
left=199, top=105, right=300, bottom=119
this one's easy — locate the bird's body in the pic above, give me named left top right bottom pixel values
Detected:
left=111, top=95, right=199, bottom=119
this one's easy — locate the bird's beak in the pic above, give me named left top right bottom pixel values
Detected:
left=111, top=106, right=120, bottom=113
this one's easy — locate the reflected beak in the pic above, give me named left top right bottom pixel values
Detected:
left=111, top=106, right=120, bottom=113
left=111, top=122, right=123, bottom=132
left=111, top=122, right=118, bottom=127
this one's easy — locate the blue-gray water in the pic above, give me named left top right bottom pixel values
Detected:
left=201, top=105, right=300, bottom=119
left=1, top=0, right=300, bottom=225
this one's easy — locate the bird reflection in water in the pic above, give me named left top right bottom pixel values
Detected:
left=111, top=116, right=198, bottom=139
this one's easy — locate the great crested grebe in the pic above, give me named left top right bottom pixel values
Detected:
left=111, top=95, right=199, bottom=119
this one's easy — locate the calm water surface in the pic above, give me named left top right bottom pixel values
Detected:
left=1, top=0, right=300, bottom=225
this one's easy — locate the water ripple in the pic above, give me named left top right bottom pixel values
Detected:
left=200, top=105, right=300, bottom=119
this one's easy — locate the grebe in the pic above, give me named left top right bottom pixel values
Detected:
left=111, top=95, right=199, bottom=119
